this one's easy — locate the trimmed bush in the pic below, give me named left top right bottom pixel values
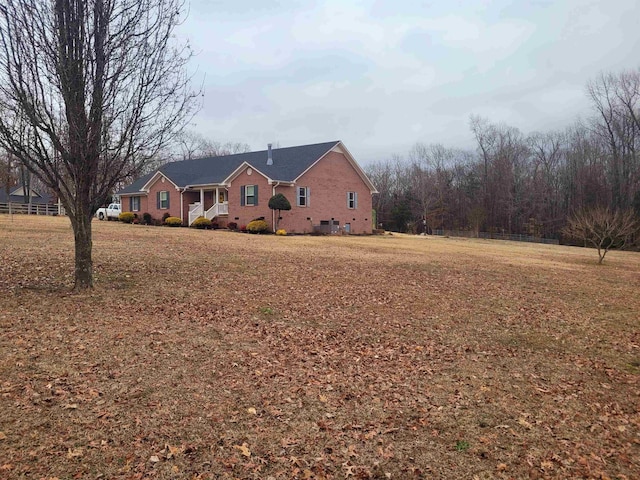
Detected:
left=142, top=212, right=153, bottom=225
left=247, top=219, right=269, bottom=234
left=191, top=216, right=212, bottom=229
left=211, top=222, right=219, bottom=230
left=269, top=193, right=291, bottom=231
left=162, top=212, right=171, bottom=222
left=227, top=222, right=238, bottom=230
left=275, top=229, right=287, bottom=236
left=239, top=224, right=247, bottom=232
left=119, top=212, right=135, bottom=223
left=164, top=216, right=182, bottom=227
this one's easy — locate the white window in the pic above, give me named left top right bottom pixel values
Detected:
left=159, top=191, right=169, bottom=209
left=297, top=187, right=309, bottom=207
left=131, top=196, right=140, bottom=212
left=347, top=191, right=358, bottom=209
left=243, top=185, right=257, bottom=206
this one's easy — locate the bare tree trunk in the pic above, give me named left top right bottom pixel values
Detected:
left=71, top=211, right=93, bottom=289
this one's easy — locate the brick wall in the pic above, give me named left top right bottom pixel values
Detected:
left=139, top=177, right=180, bottom=220
left=275, top=151, right=373, bottom=234
left=227, top=167, right=273, bottom=229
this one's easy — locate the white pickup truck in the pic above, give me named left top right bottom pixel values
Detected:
left=96, top=203, right=121, bottom=220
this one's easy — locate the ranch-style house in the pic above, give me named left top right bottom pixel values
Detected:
left=117, top=140, right=378, bottom=234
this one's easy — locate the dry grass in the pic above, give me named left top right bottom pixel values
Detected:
left=0, top=215, right=638, bottom=479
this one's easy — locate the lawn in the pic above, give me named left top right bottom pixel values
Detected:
left=0, top=215, right=638, bottom=479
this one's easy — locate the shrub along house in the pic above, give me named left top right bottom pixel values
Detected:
left=117, top=141, right=378, bottom=234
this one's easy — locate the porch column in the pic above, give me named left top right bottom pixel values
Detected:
left=215, top=187, right=219, bottom=204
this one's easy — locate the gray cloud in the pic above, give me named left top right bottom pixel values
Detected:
left=179, top=0, right=640, bottom=164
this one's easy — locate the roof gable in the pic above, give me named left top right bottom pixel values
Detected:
left=222, top=161, right=272, bottom=186
left=10, top=186, right=42, bottom=198
left=140, top=171, right=180, bottom=192
left=117, top=171, right=155, bottom=195
left=0, top=186, right=52, bottom=204
left=295, top=142, right=378, bottom=193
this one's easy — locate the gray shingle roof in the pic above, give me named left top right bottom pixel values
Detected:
left=117, top=141, right=340, bottom=195
left=117, top=172, right=155, bottom=195
left=0, top=187, right=53, bottom=204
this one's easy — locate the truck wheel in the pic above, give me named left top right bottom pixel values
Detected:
left=98, top=212, right=105, bottom=220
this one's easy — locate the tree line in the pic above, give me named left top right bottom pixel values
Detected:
left=366, top=68, right=640, bottom=241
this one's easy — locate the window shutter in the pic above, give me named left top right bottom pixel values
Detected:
left=166, top=192, right=170, bottom=209
left=129, top=197, right=133, bottom=211
left=354, top=192, right=358, bottom=209
left=254, top=185, right=258, bottom=206
left=296, top=187, right=301, bottom=207
left=240, top=186, right=245, bottom=206
left=157, top=191, right=160, bottom=209
left=346, top=192, right=350, bottom=208
left=307, top=187, right=310, bottom=207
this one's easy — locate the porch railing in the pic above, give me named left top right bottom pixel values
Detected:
left=188, top=203, right=203, bottom=225
left=205, top=202, right=228, bottom=220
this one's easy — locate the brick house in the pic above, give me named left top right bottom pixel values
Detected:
left=117, top=141, right=378, bottom=234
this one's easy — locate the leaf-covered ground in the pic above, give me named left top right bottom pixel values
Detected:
left=0, top=215, right=638, bottom=479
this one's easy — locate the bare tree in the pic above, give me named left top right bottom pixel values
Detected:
left=174, top=131, right=250, bottom=161
left=563, top=208, right=638, bottom=264
left=409, top=143, right=457, bottom=231
left=0, top=0, right=199, bottom=289
left=587, top=72, right=640, bottom=211
left=365, top=159, right=394, bottom=228
left=527, top=130, right=567, bottom=236
left=0, top=148, right=17, bottom=216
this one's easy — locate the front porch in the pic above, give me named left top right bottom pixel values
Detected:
left=185, top=187, right=229, bottom=226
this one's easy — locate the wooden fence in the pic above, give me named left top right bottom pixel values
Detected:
left=0, top=202, right=65, bottom=216
left=432, top=229, right=559, bottom=245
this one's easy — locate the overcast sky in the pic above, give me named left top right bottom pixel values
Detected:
left=177, top=0, right=640, bottom=165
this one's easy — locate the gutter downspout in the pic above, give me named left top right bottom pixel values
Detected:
left=271, top=181, right=281, bottom=232
left=180, top=188, right=185, bottom=225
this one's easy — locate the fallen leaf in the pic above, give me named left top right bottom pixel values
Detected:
left=518, top=418, right=533, bottom=429
left=233, top=443, right=251, bottom=457
left=281, top=437, right=298, bottom=448
left=165, top=444, right=183, bottom=459
left=247, top=407, right=257, bottom=415
left=342, top=462, right=356, bottom=477
left=540, top=461, right=553, bottom=470
left=343, top=444, right=358, bottom=458
left=66, top=448, right=83, bottom=459
left=149, top=455, right=160, bottom=463
left=0, top=432, right=6, bottom=440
